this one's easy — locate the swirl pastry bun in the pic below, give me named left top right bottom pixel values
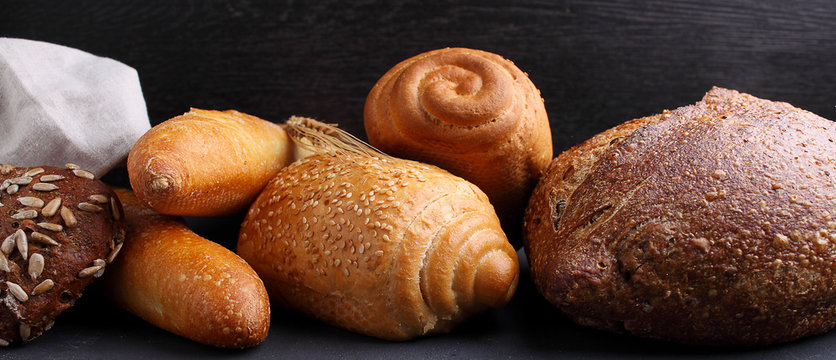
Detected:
left=364, top=48, right=552, bottom=241
left=524, top=87, right=836, bottom=346
left=238, top=118, right=519, bottom=340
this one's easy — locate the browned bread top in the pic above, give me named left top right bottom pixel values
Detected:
left=238, top=151, right=518, bottom=340
left=364, top=48, right=552, bottom=241
left=0, top=164, right=125, bottom=345
left=524, top=87, right=836, bottom=346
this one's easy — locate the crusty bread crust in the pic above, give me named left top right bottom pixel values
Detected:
left=103, top=189, right=270, bottom=348
left=238, top=152, right=519, bottom=340
left=364, top=48, right=552, bottom=241
left=0, top=164, right=125, bottom=345
left=524, top=87, right=836, bottom=346
left=128, top=108, right=293, bottom=217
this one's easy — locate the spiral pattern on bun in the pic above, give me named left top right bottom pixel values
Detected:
left=364, top=48, right=552, bottom=242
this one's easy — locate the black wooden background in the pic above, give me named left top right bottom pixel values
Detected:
left=5, top=0, right=835, bottom=153
left=2, top=1, right=836, bottom=359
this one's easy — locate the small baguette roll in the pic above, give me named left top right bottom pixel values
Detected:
left=238, top=119, right=519, bottom=340
left=102, top=188, right=270, bottom=348
left=364, top=48, right=553, bottom=241
left=128, top=108, right=293, bottom=217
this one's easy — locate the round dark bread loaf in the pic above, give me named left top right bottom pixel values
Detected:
left=523, top=87, right=836, bottom=346
left=0, top=164, right=125, bottom=345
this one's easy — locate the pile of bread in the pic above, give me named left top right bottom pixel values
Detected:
left=1, top=47, right=833, bottom=348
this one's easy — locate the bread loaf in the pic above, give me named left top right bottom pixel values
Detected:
left=237, top=118, right=519, bottom=340
left=127, top=108, right=294, bottom=217
left=524, top=87, right=836, bottom=346
left=102, top=188, right=270, bottom=348
left=364, top=48, right=552, bottom=241
left=0, top=164, right=125, bottom=345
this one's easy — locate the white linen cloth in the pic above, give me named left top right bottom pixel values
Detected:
left=0, top=37, right=150, bottom=176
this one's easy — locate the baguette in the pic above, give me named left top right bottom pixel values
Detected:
left=102, top=188, right=270, bottom=348
left=237, top=118, right=519, bottom=340
left=127, top=108, right=294, bottom=217
left=364, top=47, right=552, bottom=241
left=524, top=87, right=836, bottom=346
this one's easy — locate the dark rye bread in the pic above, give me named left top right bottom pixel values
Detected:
left=523, top=87, right=836, bottom=346
left=0, top=164, right=125, bottom=345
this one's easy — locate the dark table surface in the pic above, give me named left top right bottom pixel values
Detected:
left=2, top=1, right=835, bottom=359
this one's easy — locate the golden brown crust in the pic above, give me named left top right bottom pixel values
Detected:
left=0, top=164, right=125, bottom=345
left=524, top=87, right=836, bottom=346
left=102, top=188, right=270, bottom=349
left=364, top=48, right=552, bottom=240
left=127, top=108, right=293, bottom=217
left=238, top=152, right=518, bottom=340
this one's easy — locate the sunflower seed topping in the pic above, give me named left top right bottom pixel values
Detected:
left=28, top=253, right=44, bottom=280
left=110, top=197, right=121, bottom=220
left=72, top=169, right=95, bottom=180
left=89, top=194, right=108, bottom=203
left=93, top=259, right=106, bottom=278
left=32, top=183, right=59, bottom=192
left=39, top=174, right=65, bottom=182
left=78, top=202, right=103, bottom=212
left=107, top=242, right=123, bottom=263
left=24, top=168, right=44, bottom=177
left=0, top=338, right=8, bottom=346
left=0, top=179, right=10, bottom=191
left=17, top=197, right=45, bottom=208
left=32, top=279, right=54, bottom=296
left=78, top=265, right=102, bottom=278
left=6, top=281, right=28, bottom=302
left=36, top=222, right=63, bottom=232
left=10, top=176, right=33, bottom=185
left=65, top=163, right=80, bottom=170
left=11, top=209, right=38, bottom=220
left=1, top=235, right=14, bottom=255
left=0, top=165, right=12, bottom=175
left=14, top=229, right=27, bottom=260
left=6, top=184, right=19, bottom=195
left=19, top=323, right=30, bottom=341
left=60, top=206, right=77, bottom=227
left=42, top=198, right=62, bottom=217
left=30, top=232, right=59, bottom=246
left=0, top=254, right=9, bottom=272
